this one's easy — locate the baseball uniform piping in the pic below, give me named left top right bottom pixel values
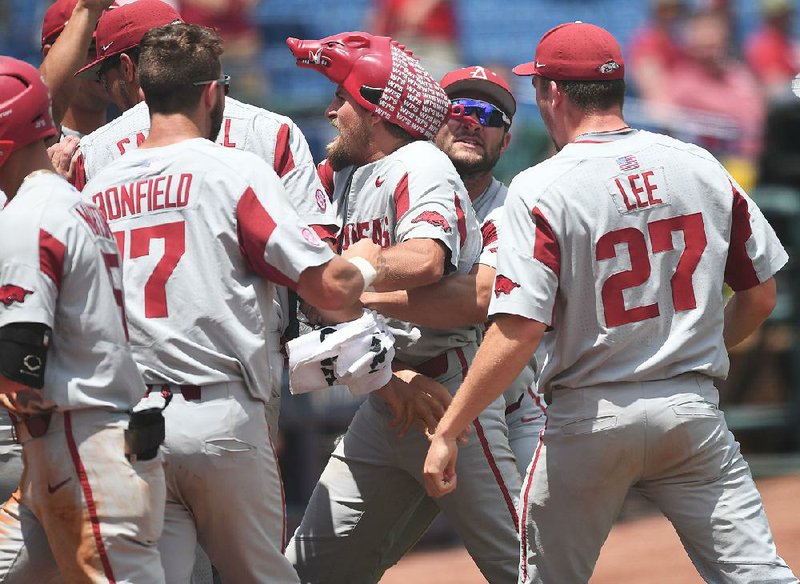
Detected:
left=520, top=425, right=546, bottom=583
left=64, top=412, right=117, bottom=583
left=456, top=347, right=519, bottom=529
left=267, top=424, right=287, bottom=552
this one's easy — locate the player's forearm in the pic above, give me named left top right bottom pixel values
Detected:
left=723, top=277, right=777, bottom=349
left=297, top=256, right=365, bottom=313
left=435, top=314, right=545, bottom=440
left=372, top=239, right=447, bottom=292
left=40, top=1, right=107, bottom=127
left=363, top=267, right=489, bottom=328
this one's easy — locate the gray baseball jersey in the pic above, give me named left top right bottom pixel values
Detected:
left=492, top=128, right=795, bottom=584
left=0, top=172, right=143, bottom=411
left=491, top=129, right=788, bottom=394
left=320, top=140, right=483, bottom=363
left=81, top=138, right=335, bottom=403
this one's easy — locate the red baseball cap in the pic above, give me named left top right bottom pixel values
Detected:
left=513, top=22, right=625, bottom=81
left=41, top=0, right=80, bottom=47
left=76, top=0, right=182, bottom=78
left=440, top=66, right=516, bottom=119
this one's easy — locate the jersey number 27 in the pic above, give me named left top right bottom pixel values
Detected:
left=596, top=212, right=707, bottom=327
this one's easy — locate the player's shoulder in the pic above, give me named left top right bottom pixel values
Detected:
left=3, top=173, right=82, bottom=230
left=390, top=140, right=458, bottom=179
left=509, top=151, right=579, bottom=202
left=79, top=101, right=150, bottom=148
left=222, top=97, right=293, bottom=128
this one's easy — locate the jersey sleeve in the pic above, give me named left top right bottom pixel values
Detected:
left=489, top=178, right=560, bottom=327
left=394, top=169, right=465, bottom=272
left=236, top=168, right=335, bottom=289
left=476, top=205, right=503, bottom=269
left=268, top=118, right=340, bottom=241
left=0, top=221, right=65, bottom=330
left=724, top=181, right=788, bottom=291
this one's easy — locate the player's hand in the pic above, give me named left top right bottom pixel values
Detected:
left=0, top=388, right=57, bottom=417
left=47, top=137, right=80, bottom=182
left=393, top=367, right=470, bottom=444
left=341, top=239, right=386, bottom=287
left=77, top=0, right=115, bottom=14
left=423, top=433, right=458, bottom=497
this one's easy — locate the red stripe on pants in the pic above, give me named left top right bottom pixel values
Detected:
left=64, top=412, right=116, bottom=583
left=455, top=347, right=519, bottom=530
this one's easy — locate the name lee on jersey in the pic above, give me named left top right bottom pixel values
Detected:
left=89, top=173, right=193, bottom=220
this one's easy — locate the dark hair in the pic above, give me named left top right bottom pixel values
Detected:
left=97, top=46, right=140, bottom=79
left=544, top=78, right=626, bottom=112
left=138, top=23, right=223, bottom=114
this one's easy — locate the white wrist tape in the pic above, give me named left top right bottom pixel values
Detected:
left=348, top=256, right=377, bottom=292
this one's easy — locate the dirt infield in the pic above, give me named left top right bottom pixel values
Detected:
left=380, top=473, right=800, bottom=583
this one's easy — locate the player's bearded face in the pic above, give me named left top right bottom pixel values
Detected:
left=326, top=91, right=372, bottom=171
left=436, top=116, right=507, bottom=178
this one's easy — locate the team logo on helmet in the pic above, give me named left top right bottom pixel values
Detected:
left=0, top=284, right=33, bottom=307
left=494, top=275, right=520, bottom=297
left=411, top=211, right=451, bottom=232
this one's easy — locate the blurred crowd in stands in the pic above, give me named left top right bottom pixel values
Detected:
left=3, top=0, right=800, bottom=190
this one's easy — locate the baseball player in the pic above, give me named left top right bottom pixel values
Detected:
left=285, top=32, right=521, bottom=584
left=361, top=65, right=547, bottom=574
left=52, top=0, right=340, bottom=442
left=364, top=65, right=547, bottom=473
left=82, top=23, right=382, bottom=583
left=424, top=22, right=799, bottom=584
left=0, top=56, right=165, bottom=583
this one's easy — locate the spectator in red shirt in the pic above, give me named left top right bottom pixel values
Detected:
left=745, top=0, right=799, bottom=100
left=667, top=9, right=765, bottom=158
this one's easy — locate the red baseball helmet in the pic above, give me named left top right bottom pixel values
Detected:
left=0, top=57, right=57, bottom=169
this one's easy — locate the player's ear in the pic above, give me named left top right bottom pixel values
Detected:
left=119, top=53, right=137, bottom=84
left=501, top=129, right=512, bottom=153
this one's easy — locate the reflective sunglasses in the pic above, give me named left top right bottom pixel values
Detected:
left=450, top=98, right=510, bottom=128
left=193, top=74, right=230, bottom=96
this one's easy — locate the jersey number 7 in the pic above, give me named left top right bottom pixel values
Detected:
left=596, top=213, right=707, bottom=327
left=113, top=221, right=186, bottom=318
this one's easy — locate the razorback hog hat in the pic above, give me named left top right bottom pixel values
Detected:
left=286, top=32, right=451, bottom=140
left=513, top=21, right=625, bottom=81
left=0, top=57, right=57, bottom=168
left=76, top=0, right=182, bottom=78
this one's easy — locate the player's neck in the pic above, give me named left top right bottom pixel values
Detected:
left=141, top=114, right=206, bottom=149
left=567, top=111, right=628, bottom=144
left=61, top=106, right=107, bottom=138
left=0, top=143, right=56, bottom=200
left=461, top=171, right=493, bottom=202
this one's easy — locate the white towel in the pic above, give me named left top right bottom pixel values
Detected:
left=287, top=310, right=395, bottom=396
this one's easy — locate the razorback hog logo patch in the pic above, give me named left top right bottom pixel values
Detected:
left=0, top=285, right=33, bottom=306
left=411, top=211, right=451, bottom=232
left=494, top=275, right=520, bottom=297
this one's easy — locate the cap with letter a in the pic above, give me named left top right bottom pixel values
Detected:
left=513, top=22, right=625, bottom=81
left=440, top=65, right=516, bottom=119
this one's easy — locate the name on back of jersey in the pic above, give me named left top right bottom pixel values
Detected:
left=607, top=166, right=670, bottom=215
left=89, top=173, right=193, bottom=221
